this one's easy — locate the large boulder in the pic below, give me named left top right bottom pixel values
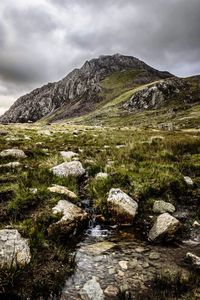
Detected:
left=148, top=213, right=180, bottom=241
left=186, top=253, right=200, bottom=270
left=107, top=188, right=138, bottom=224
left=51, top=161, right=86, bottom=178
left=153, top=200, right=175, bottom=214
left=48, top=200, right=88, bottom=237
left=0, top=149, right=26, bottom=158
left=47, top=184, right=77, bottom=200
left=80, top=276, right=105, bottom=300
left=0, top=229, right=31, bottom=268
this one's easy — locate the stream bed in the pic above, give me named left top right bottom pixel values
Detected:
left=60, top=224, right=200, bottom=300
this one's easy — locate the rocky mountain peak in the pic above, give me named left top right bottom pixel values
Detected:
left=0, top=54, right=172, bottom=123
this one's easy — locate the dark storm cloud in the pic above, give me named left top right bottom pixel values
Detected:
left=0, top=0, right=200, bottom=115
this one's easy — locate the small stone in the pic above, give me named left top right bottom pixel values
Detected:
left=104, top=285, right=119, bottom=298
left=108, top=268, right=115, bottom=275
left=186, top=253, right=200, bottom=270
left=51, top=161, right=86, bottom=178
left=95, top=172, right=109, bottom=180
left=129, top=258, right=138, bottom=269
left=193, top=221, right=200, bottom=228
left=117, top=270, right=125, bottom=277
left=183, top=176, right=193, bottom=186
left=0, top=162, right=21, bottom=168
left=29, top=188, right=38, bottom=194
left=149, top=251, right=160, bottom=260
left=143, top=262, right=150, bottom=268
left=60, top=151, right=79, bottom=161
left=80, top=276, right=105, bottom=300
left=153, top=200, right=175, bottom=214
left=119, top=260, right=128, bottom=270
left=135, top=247, right=146, bottom=253
left=47, top=184, right=77, bottom=199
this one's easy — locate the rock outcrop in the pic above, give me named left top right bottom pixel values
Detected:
left=148, top=213, right=180, bottom=241
left=0, top=229, right=31, bottom=268
left=107, top=188, right=138, bottom=224
left=0, top=54, right=171, bottom=123
left=123, top=77, right=187, bottom=111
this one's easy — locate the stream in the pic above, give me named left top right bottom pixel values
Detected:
left=60, top=214, right=200, bottom=300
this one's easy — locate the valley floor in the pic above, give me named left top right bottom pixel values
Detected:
left=0, top=123, right=199, bottom=299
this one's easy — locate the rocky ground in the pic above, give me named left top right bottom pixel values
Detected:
left=0, top=123, right=199, bottom=299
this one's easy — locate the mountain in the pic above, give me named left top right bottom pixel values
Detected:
left=0, top=54, right=172, bottom=123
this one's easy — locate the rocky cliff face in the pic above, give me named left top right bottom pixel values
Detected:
left=123, top=77, right=188, bottom=111
left=0, top=54, right=172, bottom=123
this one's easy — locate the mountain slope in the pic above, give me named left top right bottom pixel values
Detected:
left=0, top=54, right=172, bottom=123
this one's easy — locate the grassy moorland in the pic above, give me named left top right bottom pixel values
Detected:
left=0, top=122, right=200, bottom=298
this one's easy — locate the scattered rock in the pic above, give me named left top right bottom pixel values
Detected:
left=51, top=161, right=86, bottom=178
left=0, top=229, right=31, bottom=268
left=183, top=176, right=194, bottom=186
left=119, top=260, right=128, bottom=270
left=107, top=188, right=138, bottom=224
left=193, top=221, right=200, bottom=228
left=148, top=213, right=180, bottom=241
left=153, top=200, right=175, bottom=214
left=80, top=276, right=105, bottom=300
left=186, top=253, right=200, bottom=270
left=149, top=251, right=160, bottom=260
left=117, top=270, right=125, bottom=277
left=47, top=184, right=77, bottom=199
left=0, top=130, right=9, bottom=136
left=104, top=285, right=119, bottom=298
left=29, top=188, right=38, bottom=194
left=0, top=162, right=21, bottom=168
left=0, top=149, right=27, bottom=158
left=48, top=200, right=88, bottom=237
left=60, top=151, right=79, bottom=160
left=95, top=172, right=109, bottom=180
left=129, top=259, right=138, bottom=269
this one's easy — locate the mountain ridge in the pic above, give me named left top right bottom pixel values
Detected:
left=0, top=54, right=172, bottom=123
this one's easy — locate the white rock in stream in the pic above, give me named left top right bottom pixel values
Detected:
left=153, top=200, right=175, bottom=214
left=0, top=229, right=31, bottom=267
left=0, top=149, right=26, bottom=158
left=148, top=213, right=180, bottom=241
left=107, top=188, right=138, bottom=224
left=51, top=161, right=85, bottom=178
left=80, top=276, right=105, bottom=300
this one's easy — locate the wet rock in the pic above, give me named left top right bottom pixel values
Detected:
left=153, top=200, right=175, bottom=214
left=149, top=251, right=160, bottom=260
left=60, top=151, right=79, bottom=160
left=186, top=253, right=200, bottom=270
left=48, top=200, right=88, bottom=237
left=107, top=188, right=138, bottom=224
left=119, top=260, right=128, bottom=270
left=47, top=184, right=77, bottom=199
left=51, top=161, right=86, bottom=178
left=183, top=176, right=194, bottom=186
left=104, top=285, right=119, bottom=298
left=148, top=213, right=180, bottom=241
left=0, top=148, right=26, bottom=158
left=95, top=172, right=109, bottom=180
left=129, top=258, right=138, bottom=269
left=0, top=229, right=31, bottom=268
left=80, top=241, right=116, bottom=255
left=80, top=276, right=105, bottom=300
left=0, top=162, right=21, bottom=168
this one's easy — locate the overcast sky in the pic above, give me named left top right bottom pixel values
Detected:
left=0, top=0, right=200, bottom=116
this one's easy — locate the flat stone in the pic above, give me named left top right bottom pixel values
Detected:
left=186, top=252, right=200, bottom=269
left=47, top=184, right=77, bottom=199
left=95, top=172, right=109, bottom=180
left=80, top=241, right=116, bottom=255
left=60, top=151, right=79, bottom=160
left=183, top=176, right=193, bottom=186
left=0, top=162, right=21, bottom=168
left=149, top=251, right=160, bottom=260
left=119, top=260, right=128, bottom=270
left=0, top=149, right=26, bottom=158
left=104, top=285, right=119, bottom=298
